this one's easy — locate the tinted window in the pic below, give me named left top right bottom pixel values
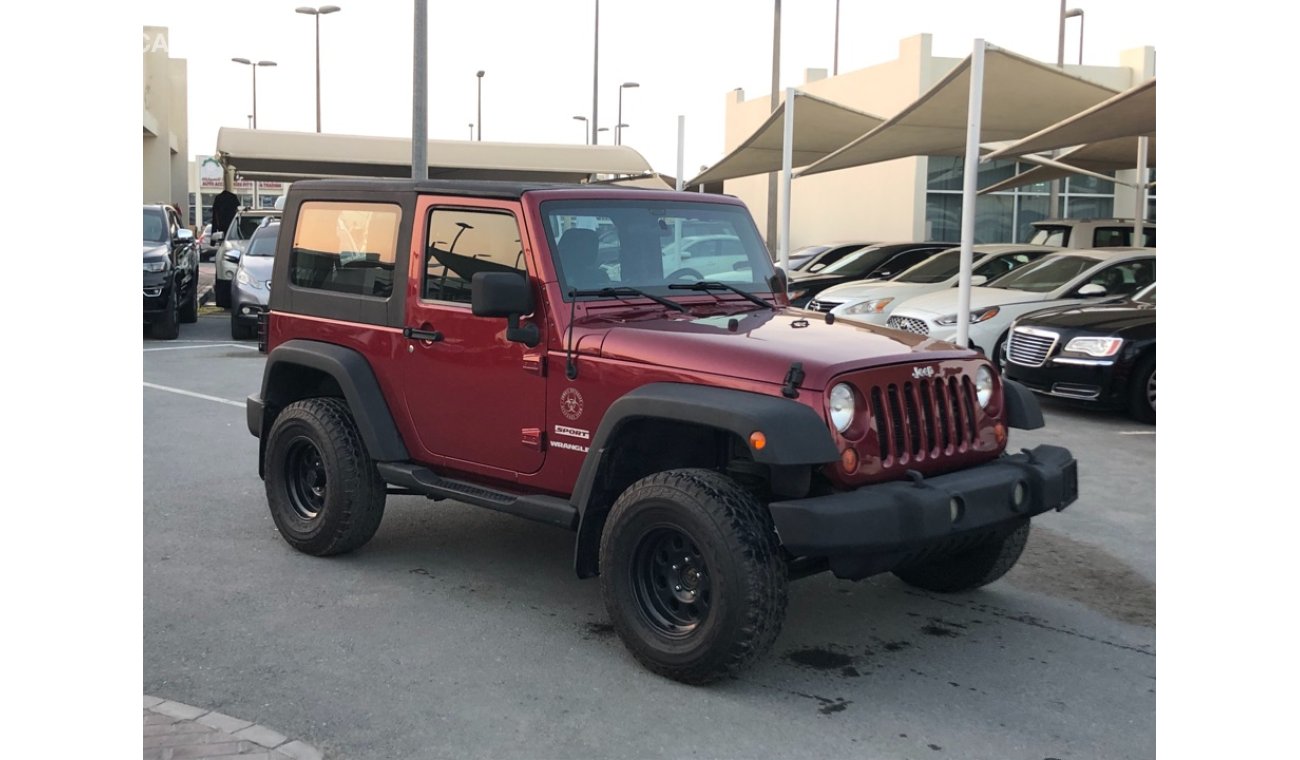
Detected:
left=247, top=225, right=279, bottom=257
left=805, top=244, right=868, bottom=273
left=973, top=249, right=1051, bottom=280
left=423, top=208, right=525, bottom=303
left=1093, top=226, right=1156, bottom=247
left=1029, top=226, right=1070, bottom=246
left=290, top=202, right=401, bottom=297
left=874, top=247, right=945, bottom=279
left=1077, top=259, right=1156, bottom=297
left=143, top=209, right=168, bottom=243
left=988, top=255, right=1101, bottom=293
left=230, top=215, right=266, bottom=241
left=819, top=246, right=897, bottom=276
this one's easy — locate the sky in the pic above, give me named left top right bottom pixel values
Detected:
left=142, top=0, right=1163, bottom=179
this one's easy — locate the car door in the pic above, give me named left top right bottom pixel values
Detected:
left=399, top=198, right=548, bottom=476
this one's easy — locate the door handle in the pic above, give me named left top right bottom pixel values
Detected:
left=403, top=326, right=444, bottom=342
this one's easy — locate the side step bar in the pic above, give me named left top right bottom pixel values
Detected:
left=376, top=462, right=577, bottom=530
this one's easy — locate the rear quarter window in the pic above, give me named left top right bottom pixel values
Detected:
left=290, top=201, right=402, bottom=298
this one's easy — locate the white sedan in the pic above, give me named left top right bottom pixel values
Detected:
left=808, top=244, right=1056, bottom=324
left=884, top=247, right=1156, bottom=366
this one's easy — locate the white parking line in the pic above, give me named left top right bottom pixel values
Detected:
left=143, top=343, right=259, bottom=352
left=1118, top=430, right=1156, bottom=436
left=143, top=382, right=245, bottom=408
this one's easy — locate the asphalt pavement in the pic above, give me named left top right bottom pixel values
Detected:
left=144, top=315, right=1155, bottom=759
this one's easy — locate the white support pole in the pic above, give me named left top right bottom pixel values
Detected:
left=956, top=39, right=985, bottom=351
left=1133, top=136, right=1149, bottom=245
left=779, top=87, right=795, bottom=271
left=675, top=115, right=685, bottom=191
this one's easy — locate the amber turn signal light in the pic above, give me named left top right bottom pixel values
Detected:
left=840, top=446, right=859, bottom=473
left=749, top=431, right=767, bottom=451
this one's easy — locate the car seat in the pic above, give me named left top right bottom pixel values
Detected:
left=558, top=228, right=608, bottom=291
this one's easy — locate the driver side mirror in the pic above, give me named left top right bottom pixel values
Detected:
left=472, top=272, right=539, bottom=347
left=175, top=228, right=194, bottom=243
left=211, top=231, right=224, bottom=243
left=1078, top=283, right=1108, bottom=297
left=770, top=267, right=789, bottom=298
left=223, top=250, right=241, bottom=264
left=971, top=274, right=988, bottom=287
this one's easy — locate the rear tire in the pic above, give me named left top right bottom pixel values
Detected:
left=180, top=279, right=199, bottom=323
left=264, top=397, right=386, bottom=556
left=1128, top=355, right=1155, bottom=424
left=149, top=287, right=180, bottom=340
left=892, top=521, right=1029, bottom=593
left=599, top=469, right=788, bottom=684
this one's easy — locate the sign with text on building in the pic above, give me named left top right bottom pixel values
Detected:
left=198, top=156, right=284, bottom=195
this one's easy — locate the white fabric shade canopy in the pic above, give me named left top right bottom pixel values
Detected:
left=982, top=78, right=1155, bottom=161
left=798, top=45, right=1120, bottom=177
left=216, top=127, right=655, bottom=183
left=686, top=92, right=884, bottom=187
left=978, top=136, right=1157, bottom=194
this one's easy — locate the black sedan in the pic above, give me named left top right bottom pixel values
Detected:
left=787, top=241, right=956, bottom=308
left=1002, top=283, right=1155, bottom=422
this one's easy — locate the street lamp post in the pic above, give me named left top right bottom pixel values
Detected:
left=833, top=0, right=840, bottom=76
left=1049, top=1, right=1085, bottom=218
left=231, top=58, right=277, bottom=129
left=573, top=115, right=589, bottom=144
left=617, top=82, right=639, bottom=145
left=592, top=0, right=600, bottom=144
left=468, top=123, right=474, bottom=140
left=476, top=70, right=485, bottom=141
left=1066, top=8, right=1085, bottom=65
left=295, top=5, right=341, bottom=133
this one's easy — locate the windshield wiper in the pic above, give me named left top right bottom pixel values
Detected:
left=668, top=281, right=774, bottom=310
left=569, top=286, right=687, bottom=312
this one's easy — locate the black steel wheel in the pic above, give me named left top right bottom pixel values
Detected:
left=149, top=286, right=180, bottom=340
left=264, top=397, right=386, bottom=556
left=599, top=469, right=787, bottom=684
left=1128, top=354, right=1156, bottom=424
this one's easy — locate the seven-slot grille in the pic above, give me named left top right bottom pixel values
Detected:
left=887, top=315, right=929, bottom=335
left=1007, top=326, right=1059, bottom=367
left=807, top=299, right=841, bottom=313
left=868, top=376, right=979, bottom=464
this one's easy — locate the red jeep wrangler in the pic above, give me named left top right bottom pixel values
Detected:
left=247, top=179, right=1077, bottom=684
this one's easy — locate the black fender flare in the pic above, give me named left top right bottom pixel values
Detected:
left=570, top=382, right=840, bottom=577
left=254, top=340, right=409, bottom=468
left=1002, top=378, right=1044, bottom=430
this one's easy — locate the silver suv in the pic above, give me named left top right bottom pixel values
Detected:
left=214, top=209, right=279, bottom=307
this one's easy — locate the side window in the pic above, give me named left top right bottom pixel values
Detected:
left=880, top=248, right=940, bottom=278
left=1093, top=227, right=1131, bottom=247
left=1082, top=259, right=1156, bottom=297
left=424, top=208, right=526, bottom=304
left=1143, top=227, right=1156, bottom=247
left=290, top=201, right=401, bottom=298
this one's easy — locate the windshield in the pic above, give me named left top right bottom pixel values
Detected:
left=817, top=246, right=893, bottom=276
left=229, top=214, right=268, bottom=241
left=541, top=200, right=776, bottom=299
left=987, top=254, right=1101, bottom=292
left=143, top=209, right=168, bottom=243
left=895, top=249, right=960, bottom=283
left=1133, top=284, right=1156, bottom=305
left=247, top=226, right=279, bottom=257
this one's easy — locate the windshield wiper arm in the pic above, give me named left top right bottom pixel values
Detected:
left=569, top=286, right=687, bottom=312
left=668, top=281, right=774, bottom=310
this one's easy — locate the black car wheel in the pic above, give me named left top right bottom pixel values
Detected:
left=1128, top=355, right=1156, bottom=424
left=264, top=397, right=386, bottom=556
left=893, top=521, right=1030, bottom=593
left=599, top=469, right=788, bottom=684
left=180, top=278, right=199, bottom=323
left=149, top=286, right=180, bottom=340
left=214, top=279, right=231, bottom=308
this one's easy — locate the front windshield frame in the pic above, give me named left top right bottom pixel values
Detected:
left=540, top=199, right=778, bottom=302
left=1133, top=283, right=1156, bottom=305
left=985, top=254, right=1102, bottom=293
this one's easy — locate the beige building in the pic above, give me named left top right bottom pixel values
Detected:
left=721, top=34, right=1155, bottom=249
left=143, top=26, right=190, bottom=225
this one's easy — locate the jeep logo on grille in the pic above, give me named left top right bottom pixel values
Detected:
left=912, top=366, right=935, bottom=379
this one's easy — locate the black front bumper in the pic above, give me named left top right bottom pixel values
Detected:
left=769, top=444, right=1076, bottom=577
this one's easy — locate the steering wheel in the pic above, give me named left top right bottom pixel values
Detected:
left=665, top=267, right=704, bottom=281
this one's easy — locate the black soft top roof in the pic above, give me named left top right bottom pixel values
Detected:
left=288, top=178, right=707, bottom=201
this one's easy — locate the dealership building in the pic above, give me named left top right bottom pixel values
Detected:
left=718, top=34, right=1155, bottom=248
left=142, top=26, right=190, bottom=224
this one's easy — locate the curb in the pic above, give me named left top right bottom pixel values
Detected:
left=144, top=695, right=324, bottom=759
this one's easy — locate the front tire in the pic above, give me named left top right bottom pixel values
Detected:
left=149, top=287, right=180, bottom=340
left=180, top=279, right=199, bottom=323
left=892, top=521, right=1029, bottom=593
left=1128, top=355, right=1155, bottom=424
left=214, top=279, right=231, bottom=308
left=231, top=315, right=255, bottom=340
left=264, top=398, right=386, bottom=556
left=599, top=469, right=788, bottom=684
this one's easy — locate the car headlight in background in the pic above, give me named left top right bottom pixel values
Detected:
left=236, top=269, right=266, bottom=290
left=828, top=383, right=856, bottom=432
left=975, top=365, right=995, bottom=408
left=842, top=297, right=894, bottom=315
left=935, top=306, right=1001, bottom=326
left=143, top=259, right=169, bottom=272
left=1063, top=336, right=1124, bottom=357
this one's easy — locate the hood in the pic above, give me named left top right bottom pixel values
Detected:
left=815, top=279, right=934, bottom=303
left=143, top=243, right=168, bottom=259
left=1015, top=300, right=1155, bottom=332
left=239, top=255, right=275, bottom=281
left=580, top=307, right=975, bottom=390
left=893, top=285, right=1048, bottom=316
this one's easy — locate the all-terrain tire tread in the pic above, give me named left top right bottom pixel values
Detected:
left=893, top=521, right=1030, bottom=593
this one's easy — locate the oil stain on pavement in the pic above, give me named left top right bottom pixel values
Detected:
left=1005, top=526, right=1156, bottom=628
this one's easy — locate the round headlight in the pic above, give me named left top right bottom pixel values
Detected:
left=975, top=365, right=995, bottom=408
left=829, top=383, right=856, bottom=433
left=236, top=268, right=252, bottom=286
